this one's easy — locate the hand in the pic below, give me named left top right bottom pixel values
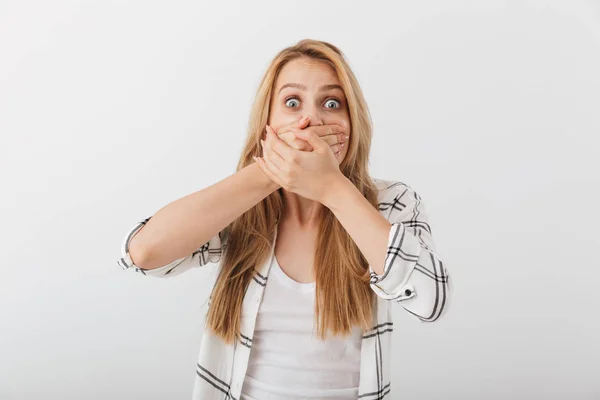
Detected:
left=253, top=122, right=346, bottom=203
left=267, top=115, right=347, bottom=154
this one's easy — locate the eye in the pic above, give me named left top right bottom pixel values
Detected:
left=284, top=96, right=342, bottom=110
left=285, top=97, right=300, bottom=108
left=324, top=98, right=341, bottom=109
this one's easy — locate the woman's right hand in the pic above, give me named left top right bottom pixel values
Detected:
left=265, top=115, right=347, bottom=155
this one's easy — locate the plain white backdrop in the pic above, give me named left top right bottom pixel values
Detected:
left=1, top=1, right=599, bottom=399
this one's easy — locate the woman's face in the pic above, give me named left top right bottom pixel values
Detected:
left=268, top=57, right=351, bottom=163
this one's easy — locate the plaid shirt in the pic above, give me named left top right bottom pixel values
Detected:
left=118, top=178, right=452, bottom=399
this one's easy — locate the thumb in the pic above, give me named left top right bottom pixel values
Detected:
left=292, top=129, right=328, bottom=152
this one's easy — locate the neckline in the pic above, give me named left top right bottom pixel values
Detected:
left=271, top=254, right=316, bottom=292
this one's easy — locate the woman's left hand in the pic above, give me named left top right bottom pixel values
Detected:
left=254, top=124, right=344, bottom=203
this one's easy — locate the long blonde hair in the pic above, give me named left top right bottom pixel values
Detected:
left=206, top=38, right=380, bottom=344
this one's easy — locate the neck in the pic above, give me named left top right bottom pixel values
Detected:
left=280, top=189, right=323, bottom=229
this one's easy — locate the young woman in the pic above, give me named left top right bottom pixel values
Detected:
left=118, top=38, right=452, bottom=400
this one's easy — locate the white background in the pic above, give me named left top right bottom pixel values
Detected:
left=1, top=1, right=599, bottom=399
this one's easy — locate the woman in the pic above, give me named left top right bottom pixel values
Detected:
left=118, top=38, right=452, bottom=400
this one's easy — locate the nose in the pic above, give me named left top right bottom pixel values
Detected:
left=305, top=112, right=324, bottom=127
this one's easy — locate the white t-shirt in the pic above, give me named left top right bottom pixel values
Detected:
left=240, top=254, right=363, bottom=400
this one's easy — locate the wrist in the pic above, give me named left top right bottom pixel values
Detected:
left=251, top=161, right=280, bottom=193
left=321, top=173, right=351, bottom=210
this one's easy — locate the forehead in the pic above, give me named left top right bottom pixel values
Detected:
left=275, top=57, right=341, bottom=90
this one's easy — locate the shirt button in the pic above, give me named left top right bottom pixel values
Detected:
left=404, top=289, right=412, bottom=296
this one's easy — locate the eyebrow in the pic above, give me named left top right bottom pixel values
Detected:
left=277, top=83, right=344, bottom=94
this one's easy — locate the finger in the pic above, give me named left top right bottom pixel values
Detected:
left=276, top=132, right=310, bottom=150
left=266, top=124, right=298, bottom=162
left=310, top=124, right=346, bottom=137
left=274, top=115, right=309, bottom=136
left=301, top=140, right=315, bottom=151
left=289, top=136, right=312, bottom=150
left=291, top=129, right=329, bottom=152
left=288, top=134, right=317, bottom=151
left=293, top=131, right=343, bottom=151
left=296, top=115, right=310, bottom=129
left=254, top=156, right=284, bottom=187
left=320, top=132, right=346, bottom=147
left=290, top=132, right=338, bottom=151
left=335, top=147, right=343, bottom=160
left=260, top=138, right=286, bottom=173
left=330, top=142, right=343, bottom=155
left=256, top=148, right=282, bottom=179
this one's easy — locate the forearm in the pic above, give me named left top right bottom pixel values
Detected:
left=131, top=162, right=279, bottom=269
left=321, top=175, right=391, bottom=275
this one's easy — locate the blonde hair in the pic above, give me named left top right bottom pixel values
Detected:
left=206, top=38, right=380, bottom=344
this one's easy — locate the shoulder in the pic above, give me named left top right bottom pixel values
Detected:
left=372, top=177, right=429, bottom=225
left=372, top=177, right=421, bottom=204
